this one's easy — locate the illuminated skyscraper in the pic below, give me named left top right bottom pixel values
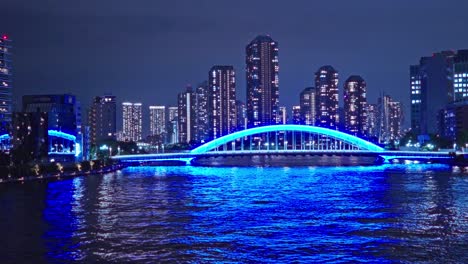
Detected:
left=236, top=100, right=247, bottom=130
left=278, top=106, right=287, bottom=124
left=246, top=35, right=279, bottom=127
left=378, top=95, right=402, bottom=143
left=209, top=66, right=237, bottom=138
left=410, top=51, right=454, bottom=135
left=343, top=76, right=367, bottom=136
left=89, top=95, right=116, bottom=144
left=299, top=87, right=316, bottom=125
left=292, top=106, right=301, bottom=124
left=0, top=35, right=12, bottom=135
left=195, top=81, right=210, bottom=142
left=149, top=105, right=166, bottom=136
left=366, top=103, right=379, bottom=139
left=167, top=106, right=178, bottom=144
left=315, top=66, right=339, bottom=129
left=178, top=86, right=196, bottom=143
left=122, top=102, right=142, bottom=142
left=453, top=50, right=468, bottom=102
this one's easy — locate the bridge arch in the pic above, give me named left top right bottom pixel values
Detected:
left=191, top=125, right=384, bottom=154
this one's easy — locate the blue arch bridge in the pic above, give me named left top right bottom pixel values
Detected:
left=112, top=125, right=453, bottom=166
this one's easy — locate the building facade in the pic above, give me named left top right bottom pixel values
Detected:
left=167, top=106, right=178, bottom=144
left=89, top=95, right=116, bottom=145
left=366, top=103, right=379, bottom=140
left=209, top=66, right=237, bottom=139
left=315, top=66, right=339, bottom=129
left=410, top=51, right=455, bottom=135
left=22, top=94, right=79, bottom=161
left=122, top=102, right=142, bottom=142
left=11, top=112, right=48, bottom=162
left=0, top=35, right=12, bottom=137
left=149, top=105, right=166, bottom=136
left=291, top=106, right=301, bottom=124
left=195, top=81, right=210, bottom=142
left=378, top=95, right=402, bottom=143
left=439, top=102, right=468, bottom=145
left=453, top=50, right=468, bottom=102
left=178, top=86, right=196, bottom=144
left=246, top=35, right=279, bottom=128
left=278, top=106, right=287, bottom=125
left=236, top=100, right=247, bottom=130
left=343, top=75, right=367, bottom=136
left=299, top=87, right=316, bottom=126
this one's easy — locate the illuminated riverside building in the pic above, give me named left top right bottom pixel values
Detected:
left=149, top=105, right=166, bottom=136
left=12, top=112, right=48, bottom=162
left=0, top=35, right=12, bottom=137
left=122, top=102, right=142, bottom=142
left=315, top=65, right=339, bottom=130
left=292, top=105, right=301, bottom=124
left=178, top=86, right=196, bottom=143
left=299, top=87, right=316, bottom=125
left=209, top=66, right=236, bottom=138
left=236, top=100, right=247, bottom=130
left=89, top=95, right=116, bottom=144
left=453, top=50, right=468, bottom=102
left=22, top=94, right=80, bottom=161
left=167, top=106, right=178, bottom=144
left=195, top=81, right=210, bottom=142
left=366, top=103, right=379, bottom=139
left=344, top=76, right=367, bottom=136
left=410, top=51, right=455, bottom=135
left=278, top=106, right=287, bottom=124
left=378, top=95, right=402, bottom=143
left=246, top=35, right=279, bottom=127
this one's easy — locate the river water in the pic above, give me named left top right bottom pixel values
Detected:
left=0, top=164, right=467, bottom=263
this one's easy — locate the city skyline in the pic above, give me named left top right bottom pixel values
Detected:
left=3, top=0, right=468, bottom=132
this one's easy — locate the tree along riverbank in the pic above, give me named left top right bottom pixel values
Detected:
left=0, top=159, right=127, bottom=184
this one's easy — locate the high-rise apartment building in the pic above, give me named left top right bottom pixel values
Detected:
left=366, top=103, right=379, bottom=139
left=178, top=86, right=196, bottom=143
left=453, top=50, right=468, bottom=102
left=236, top=100, right=247, bottom=130
left=122, top=102, right=142, bottom=142
left=278, top=106, right=287, bottom=125
left=0, top=35, right=12, bottom=135
left=89, top=95, right=116, bottom=144
left=410, top=51, right=455, bottom=135
left=299, top=87, right=316, bottom=126
left=315, top=66, right=339, bottom=129
left=378, top=95, right=402, bottom=143
left=292, top=106, right=301, bottom=124
left=167, top=106, right=179, bottom=144
left=343, top=76, right=367, bottom=136
left=195, top=81, right=210, bottom=142
left=149, top=105, right=166, bottom=136
left=209, top=66, right=237, bottom=139
left=246, top=35, right=279, bottom=127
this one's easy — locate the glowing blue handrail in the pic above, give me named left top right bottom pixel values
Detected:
left=0, top=134, right=10, bottom=141
left=48, top=130, right=76, bottom=141
left=191, top=125, right=384, bottom=154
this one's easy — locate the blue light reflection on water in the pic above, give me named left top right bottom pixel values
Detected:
left=1, top=164, right=467, bottom=263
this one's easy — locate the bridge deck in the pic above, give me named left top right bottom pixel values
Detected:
left=112, top=150, right=455, bottom=163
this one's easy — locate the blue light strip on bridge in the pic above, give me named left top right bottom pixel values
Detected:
left=0, top=134, right=10, bottom=141
left=190, top=124, right=384, bottom=154
left=48, top=130, right=76, bottom=142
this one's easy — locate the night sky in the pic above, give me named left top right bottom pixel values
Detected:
left=3, top=0, right=468, bottom=133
